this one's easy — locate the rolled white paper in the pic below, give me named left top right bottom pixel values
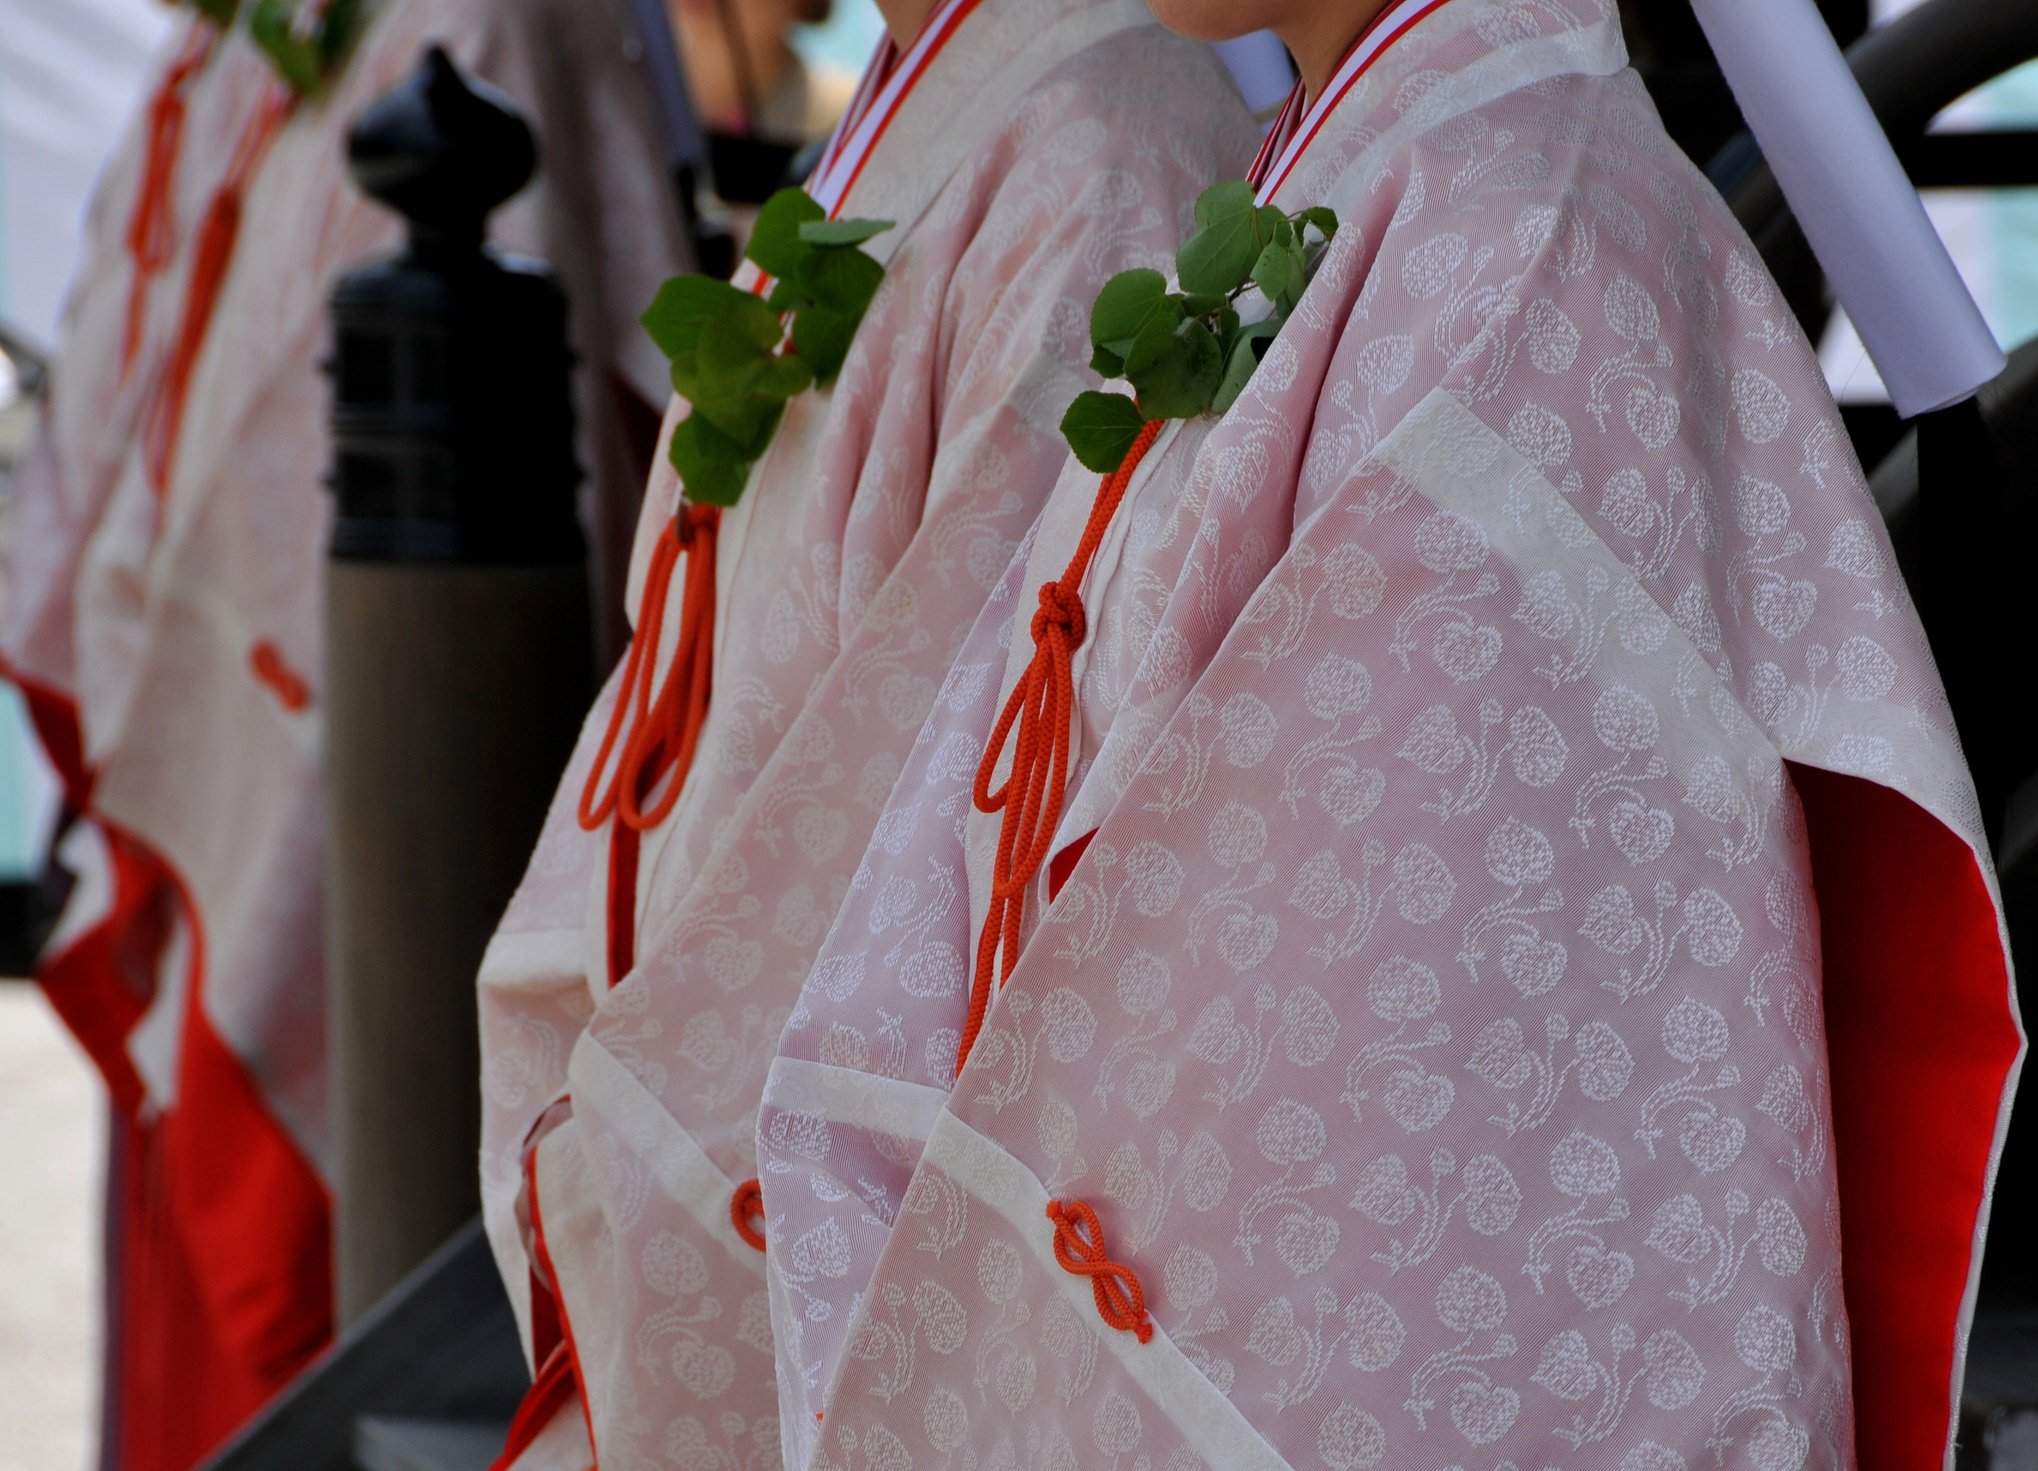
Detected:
left=1689, top=0, right=2004, bottom=417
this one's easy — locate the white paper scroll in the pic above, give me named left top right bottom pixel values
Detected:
left=1689, top=0, right=2004, bottom=416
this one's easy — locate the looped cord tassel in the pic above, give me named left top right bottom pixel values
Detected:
left=122, top=28, right=214, bottom=379
left=579, top=503, right=721, bottom=833
left=141, top=86, right=292, bottom=497
left=958, top=418, right=1162, bottom=1075
left=1045, top=1198, right=1152, bottom=1343
left=731, top=1178, right=767, bottom=1252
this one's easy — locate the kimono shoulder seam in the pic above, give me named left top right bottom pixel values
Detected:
left=1373, top=387, right=1785, bottom=775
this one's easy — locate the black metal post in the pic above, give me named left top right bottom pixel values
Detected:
left=323, top=48, right=593, bottom=1326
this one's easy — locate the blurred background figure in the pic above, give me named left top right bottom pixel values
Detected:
left=0, top=0, right=175, bottom=351
left=676, top=0, right=869, bottom=220
left=0, top=6, right=689, bottom=1469
left=675, top=0, right=857, bottom=145
left=0, top=0, right=172, bottom=974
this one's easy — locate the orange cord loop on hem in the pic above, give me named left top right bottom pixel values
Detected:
left=732, top=1178, right=767, bottom=1252
left=957, top=419, right=1162, bottom=1076
left=578, top=503, right=721, bottom=835
left=1045, top=1198, right=1152, bottom=1343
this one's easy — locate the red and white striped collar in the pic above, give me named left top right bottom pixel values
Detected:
left=805, top=0, right=989, bottom=220
left=1247, top=0, right=1454, bottom=204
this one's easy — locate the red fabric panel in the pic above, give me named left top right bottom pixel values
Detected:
left=42, top=829, right=330, bottom=1471
left=1793, top=764, right=2020, bottom=1471
left=35, top=832, right=169, bottom=1113
left=160, top=972, right=332, bottom=1388
left=110, top=1111, right=275, bottom=1471
left=1046, top=829, right=1096, bottom=905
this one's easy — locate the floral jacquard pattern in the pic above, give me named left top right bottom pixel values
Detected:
left=477, top=5, right=1261, bottom=1466
left=764, top=3, right=2014, bottom=1468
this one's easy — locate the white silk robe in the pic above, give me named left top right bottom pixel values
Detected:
left=0, top=5, right=686, bottom=1466
left=757, top=4, right=2021, bottom=1469
left=474, top=3, right=1260, bottom=1465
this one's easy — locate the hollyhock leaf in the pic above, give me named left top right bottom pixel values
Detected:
left=746, top=186, right=825, bottom=279
left=642, top=274, right=767, bottom=362
left=1252, top=240, right=1299, bottom=306
left=1211, top=318, right=1281, bottom=415
left=797, top=243, right=885, bottom=318
left=668, top=413, right=758, bottom=508
left=1178, top=181, right=1263, bottom=296
left=798, top=215, right=894, bottom=247
left=1126, top=317, right=1223, bottom=420
left=1060, top=391, right=1149, bottom=473
left=1090, top=268, right=1180, bottom=354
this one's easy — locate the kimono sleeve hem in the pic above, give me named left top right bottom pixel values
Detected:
left=920, top=1110, right=1296, bottom=1471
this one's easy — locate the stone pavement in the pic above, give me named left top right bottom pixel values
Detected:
left=0, top=979, right=100, bottom=1471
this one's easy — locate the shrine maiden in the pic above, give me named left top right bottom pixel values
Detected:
left=0, top=6, right=687, bottom=1467
left=474, top=0, right=1257, bottom=1465
left=758, top=1, right=2019, bottom=1467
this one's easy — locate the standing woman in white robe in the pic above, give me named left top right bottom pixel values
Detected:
left=758, top=1, right=2020, bottom=1467
left=473, top=2, right=1259, bottom=1465
left=0, top=5, right=687, bottom=1466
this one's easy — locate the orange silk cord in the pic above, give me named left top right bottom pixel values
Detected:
left=731, top=1178, right=767, bottom=1252
left=959, top=418, right=1162, bottom=1075
left=141, top=86, right=293, bottom=498
left=122, top=28, right=214, bottom=379
left=579, top=504, right=721, bottom=834
left=1046, top=1198, right=1153, bottom=1342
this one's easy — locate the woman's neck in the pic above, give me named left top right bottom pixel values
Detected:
left=874, top=0, right=941, bottom=48
left=1278, top=0, right=1396, bottom=102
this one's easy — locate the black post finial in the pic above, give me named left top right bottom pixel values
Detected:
left=346, top=45, right=538, bottom=249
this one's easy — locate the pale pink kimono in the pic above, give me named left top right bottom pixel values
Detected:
left=757, top=3, right=2021, bottom=1469
left=0, top=4, right=685, bottom=1462
left=474, top=2, right=1260, bottom=1464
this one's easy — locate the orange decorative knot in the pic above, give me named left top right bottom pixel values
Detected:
left=959, top=418, right=1162, bottom=1075
left=1046, top=1198, right=1152, bottom=1343
left=579, top=503, right=720, bottom=835
left=731, top=1177, right=767, bottom=1252
left=249, top=639, right=311, bottom=712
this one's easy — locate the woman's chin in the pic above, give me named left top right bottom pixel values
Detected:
left=1144, top=0, right=1263, bottom=44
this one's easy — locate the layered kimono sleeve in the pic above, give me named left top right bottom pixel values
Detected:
left=796, top=75, right=2018, bottom=1470
left=532, top=34, right=1260, bottom=1468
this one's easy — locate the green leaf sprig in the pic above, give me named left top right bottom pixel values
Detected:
left=247, top=0, right=365, bottom=94
left=1060, top=182, right=1338, bottom=473
left=641, top=187, right=894, bottom=508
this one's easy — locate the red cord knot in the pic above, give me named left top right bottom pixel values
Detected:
left=676, top=501, right=718, bottom=549
left=1046, top=1199, right=1152, bottom=1343
left=1030, top=580, right=1087, bottom=648
left=732, top=1178, right=766, bottom=1252
left=578, top=503, right=720, bottom=833
left=249, top=639, right=311, bottom=712
left=957, top=419, right=1163, bottom=1077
